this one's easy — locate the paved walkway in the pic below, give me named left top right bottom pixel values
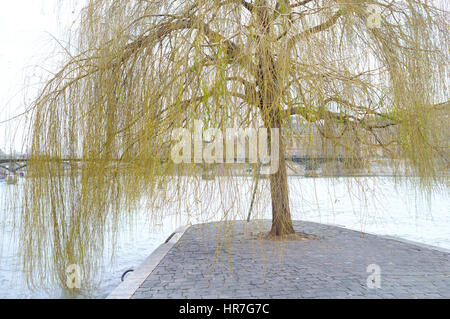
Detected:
left=131, top=220, right=450, bottom=299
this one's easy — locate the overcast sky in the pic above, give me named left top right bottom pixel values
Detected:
left=0, top=1, right=447, bottom=154
left=0, top=0, right=84, bottom=153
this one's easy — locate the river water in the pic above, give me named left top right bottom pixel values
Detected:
left=0, top=176, right=448, bottom=298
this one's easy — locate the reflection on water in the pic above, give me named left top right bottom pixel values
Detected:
left=0, top=176, right=448, bottom=298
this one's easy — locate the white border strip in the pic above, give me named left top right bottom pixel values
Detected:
left=106, top=225, right=190, bottom=299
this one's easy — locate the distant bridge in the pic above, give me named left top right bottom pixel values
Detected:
left=0, top=155, right=362, bottom=174
left=0, top=158, right=27, bottom=173
left=290, top=155, right=362, bottom=170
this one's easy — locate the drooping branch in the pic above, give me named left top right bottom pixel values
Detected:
left=226, top=76, right=259, bottom=104
left=322, top=96, right=397, bottom=123
left=122, top=17, right=244, bottom=63
left=273, top=0, right=312, bottom=19
left=287, top=9, right=343, bottom=51
left=290, top=0, right=313, bottom=9
left=285, top=99, right=449, bottom=132
left=285, top=104, right=355, bottom=124
left=238, top=0, right=254, bottom=12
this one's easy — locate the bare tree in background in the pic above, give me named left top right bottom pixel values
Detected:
left=21, top=0, right=448, bottom=288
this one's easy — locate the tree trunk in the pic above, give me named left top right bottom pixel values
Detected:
left=252, top=2, right=295, bottom=236
left=268, top=133, right=295, bottom=236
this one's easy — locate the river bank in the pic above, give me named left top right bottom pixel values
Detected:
left=0, top=176, right=449, bottom=298
left=121, top=220, right=450, bottom=299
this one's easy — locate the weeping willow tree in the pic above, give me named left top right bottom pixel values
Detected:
left=21, top=0, right=448, bottom=290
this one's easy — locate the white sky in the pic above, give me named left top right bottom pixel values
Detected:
left=0, top=0, right=83, bottom=153
left=0, top=1, right=447, bottom=154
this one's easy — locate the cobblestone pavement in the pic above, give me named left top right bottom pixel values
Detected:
left=132, top=220, right=450, bottom=299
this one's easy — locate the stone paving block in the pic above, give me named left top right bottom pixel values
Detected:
left=130, top=220, right=450, bottom=299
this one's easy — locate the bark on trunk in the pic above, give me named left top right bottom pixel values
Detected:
left=252, top=2, right=295, bottom=236
left=268, top=133, right=295, bottom=236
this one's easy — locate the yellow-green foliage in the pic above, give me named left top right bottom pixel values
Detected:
left=20, top=0, right=448, bottom=291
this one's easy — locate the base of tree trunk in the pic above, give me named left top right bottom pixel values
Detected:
left=268, top=134, right=297, bottom=238
left=261, top=231, right=318, bottom=242
left=268, top=220, right=296, bottom=237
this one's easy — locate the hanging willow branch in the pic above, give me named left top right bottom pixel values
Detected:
left=19, top=0, right=449, bottom=291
